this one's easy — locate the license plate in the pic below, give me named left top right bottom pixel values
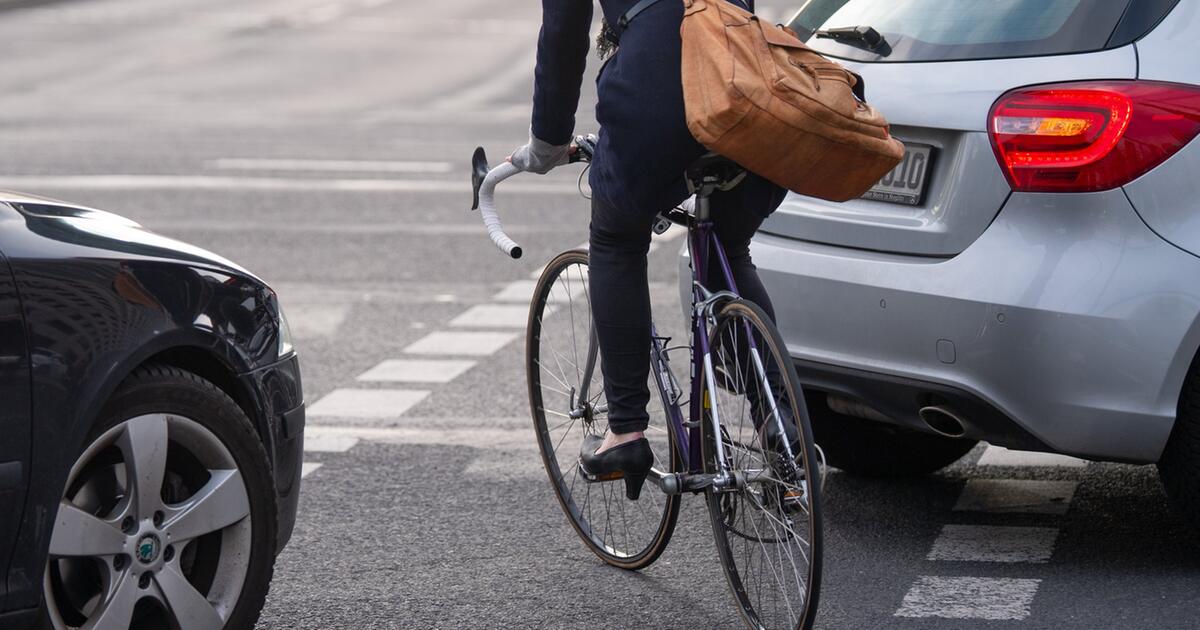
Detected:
left=862, top=144, right=933, bottom=206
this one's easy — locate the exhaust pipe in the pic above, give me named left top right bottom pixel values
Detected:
left=918, top=405, right=968, bottom=438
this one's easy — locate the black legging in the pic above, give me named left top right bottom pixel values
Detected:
left=589, top=176, right=785, bottom=434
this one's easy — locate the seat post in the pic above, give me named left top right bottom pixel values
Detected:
left=695, top=191, right=712, bottom=222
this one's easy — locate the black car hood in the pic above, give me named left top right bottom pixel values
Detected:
left=1, top=194, right=259, bottom=282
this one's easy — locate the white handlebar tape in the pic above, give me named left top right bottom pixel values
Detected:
left=477, top=162, right=523, bottom=259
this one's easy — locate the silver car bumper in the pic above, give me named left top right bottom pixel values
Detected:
left=699, top=189, right=1200, bottom=463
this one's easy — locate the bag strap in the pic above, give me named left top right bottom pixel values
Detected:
left=610, top=0, right=753, bottom=44
left=613, top=0, right=666, bottom=40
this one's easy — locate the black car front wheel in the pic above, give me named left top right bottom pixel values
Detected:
left=42, top=364, right=278, bottom=630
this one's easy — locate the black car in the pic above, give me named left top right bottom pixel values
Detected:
left=0, top=191, right=304, bottom=629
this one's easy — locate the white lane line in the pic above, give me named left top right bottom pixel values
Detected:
left=307, top=389, right=431, bottom=419
left=927, top=525, right=1059, bottom=563
left=284, top=304, right=350, bottom=339
left=954, top=479, right=1078, bottom=515
left=356, top=359, right=476, bottom=384
left=977, top=445, right=1088, bottom=468
left=449, top=304, right=532, bottom=328
left=300, top=463, right=323, bottom=478
left=895, top=576, right=1041, bottom=620
left=305, top=426, right=536, bottom=450
left=303, top=433, right=360, bottom=453
left=404, top=331, right=519, bottom=356
left=207, top=158, right=454, bottom=174
left=0, top=175, right=580, bottom=195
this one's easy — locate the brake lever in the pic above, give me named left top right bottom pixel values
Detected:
left=569, top=134, right=599, bottom=164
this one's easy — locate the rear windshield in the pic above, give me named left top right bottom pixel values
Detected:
left=790, top=0, right=1133, bottom=63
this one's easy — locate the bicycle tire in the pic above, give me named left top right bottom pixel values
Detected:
left=702, top=299, right=823, bottom=630
left=527, top=249, right=683, bottom=570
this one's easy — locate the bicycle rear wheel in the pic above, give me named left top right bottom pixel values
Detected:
left=703, top=299, right=822, bottom=630
left=527, top=249, right=682, bottom=570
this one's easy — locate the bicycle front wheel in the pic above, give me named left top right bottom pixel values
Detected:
left=527, top=249, right=682, bottom=570
left=703, top=299, right=823, bottom=630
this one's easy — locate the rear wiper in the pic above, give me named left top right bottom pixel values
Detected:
left=814, top=25, right=891, bottom=56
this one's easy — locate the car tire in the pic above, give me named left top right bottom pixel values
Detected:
left=41, top=364, right=277, bottom=630
left=1158, top=364, right=1200, bottom=532
left=809, top=395, right=978, bottom=477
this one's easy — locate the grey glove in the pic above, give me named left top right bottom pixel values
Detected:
left=509, top=132, right=571, bottom=175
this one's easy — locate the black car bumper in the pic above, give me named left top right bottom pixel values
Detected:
left=239, top=353, right=304, bottom=553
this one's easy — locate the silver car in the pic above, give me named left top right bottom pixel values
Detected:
left=688, top=1, right=1200, bottom=526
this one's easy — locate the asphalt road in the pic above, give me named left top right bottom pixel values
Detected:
left=2, top=0, right=1199, bottom=628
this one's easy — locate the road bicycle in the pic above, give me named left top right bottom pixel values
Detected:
left=470, top=136, right=823, bottom=630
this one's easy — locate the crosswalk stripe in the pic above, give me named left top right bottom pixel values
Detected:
left=895, top=576, right=1041, bottom=620
left=449, top=304, right=532, bottom=328
left=303, top=433, right=360, bottom=452
left=493, top=279, right=586, bottom=304
left=307, top=388, right=431, bottom=419
left=954, top=479, right=1078, bottom=515
left=284, top=304, right=350, bottom=339
left=356, top=359, right=476, bottom=383
left=403, top=331, right=519, bottom=356
left=927, top=525, right=1059, bottom=563
left=977, top=445, right=1088, bottom=468
left=300, top=462, right=323, bottom=478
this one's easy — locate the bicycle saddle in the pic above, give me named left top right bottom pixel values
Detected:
left=686, top=153, right=747, bottom=195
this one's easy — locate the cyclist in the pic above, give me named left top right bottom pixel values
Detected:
left=509, top=0, right=791, bottom=494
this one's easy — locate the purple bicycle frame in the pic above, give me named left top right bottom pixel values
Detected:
left=650, top=213, right=746, bottom=475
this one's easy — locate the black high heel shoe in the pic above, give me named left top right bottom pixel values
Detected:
left=579, top=434, right=654, bottom=500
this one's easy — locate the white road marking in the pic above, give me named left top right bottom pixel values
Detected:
left=977, top=445, right=1089, bottom=468
left=403, top=331, right=519, bottom=356
left=493, top=279, right=586, bottom=304
left=305, top=426, right=536, bottom=450
left=0, top=175, right=580, bottom=194
left=895, top=576, right=1041, bottom=620
left=954, top=479, right=1078, bottom=515
left=303, top=433, right=360, bottom=453
left=207, top=158, right=454, bottom=174
left=300, top=463, right=323, bottom=478
left=284, top=304, right=350, bottom=339
left=449, top=304, right=532, bottom=328
left=530, top=253, right=589, bottom=279
left=307, top=388, right=431, bottom=419
left=356, top=359, right=476, bottom=384
left=927, top=525, right=1059, bottom=563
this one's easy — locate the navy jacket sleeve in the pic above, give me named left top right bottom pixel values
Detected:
left=531, top=0, right=593, bottom=146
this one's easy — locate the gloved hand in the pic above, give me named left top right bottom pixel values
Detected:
left=508, top=131, right=572, bottom=174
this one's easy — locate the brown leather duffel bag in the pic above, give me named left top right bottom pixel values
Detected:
left=680, top=0, right=905, bottom=202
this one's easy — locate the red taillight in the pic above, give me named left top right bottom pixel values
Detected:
left=988, top=81, right=1200, bottom=193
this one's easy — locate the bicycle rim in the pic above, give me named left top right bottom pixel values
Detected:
left=702, top=299, right=822, bottom=630
left=527, top=249, right=682, bottom=570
